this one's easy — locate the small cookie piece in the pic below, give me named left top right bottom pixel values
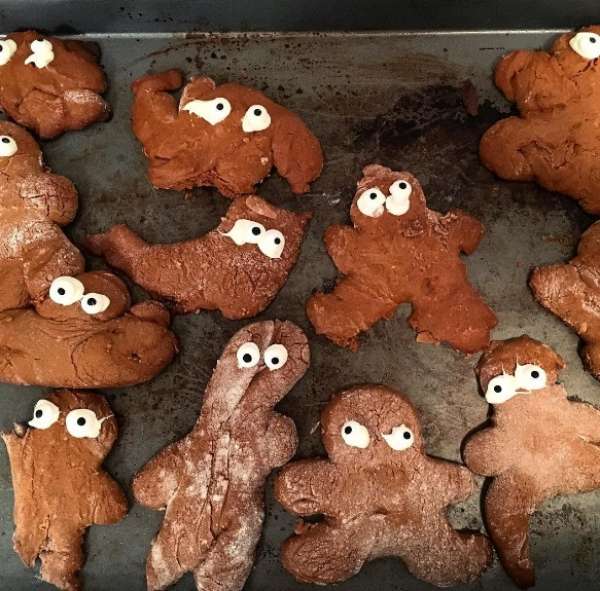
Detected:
left=463, top=336, right=600, bottom=588
left=0, top=271, right=177, bottom=388
left=0, top=31, right=109, bottom=138
left=2, top=390, right=127, bottom=591
left=131, top=69, right=323, bottom=196
left=480, top=26, right=600, bottom=213
left=0, top=121, right=84, bottom=312
left=133, top=320, right=309, bottom=591
left=86, top=195, right=311, bottom=318
left=306, top=165, right=497, bottom=352
left=275, top=385, right=492, bottom=587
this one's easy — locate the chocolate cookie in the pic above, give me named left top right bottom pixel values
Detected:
left=306, top=164, right=497, bottom=352
left=133, top=320, right=309, bottom=591
left=2, top=390, right=127, bottom=590
left=131, top=69, right=323, bottom=196
left=275, top=385, right=492, bottom=587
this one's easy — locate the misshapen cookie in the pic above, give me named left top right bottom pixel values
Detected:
left=0, top=31, right=109, bottom=138
left=306, top=165, right=497, bottom=352
left=132, top=320, right=309, bottom=591
left=275, top=385, right=492, bottom=586
left=2, top=390, right=127, bottom=590
left=0, top=271, right=177, bottom=388
left=463, top=336, right=600, bottom=588
left=86, top=195, right=310, bottom=318
left=480, top=26, right=600, bottom=213
left=0, top=121, right=83, bottom=312
left=131, top=69, right=323, bottom=196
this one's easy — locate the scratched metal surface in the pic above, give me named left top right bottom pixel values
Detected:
left=0, top=31, right=598, bottom=591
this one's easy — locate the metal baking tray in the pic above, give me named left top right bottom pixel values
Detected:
left=1, top=8, right=599, bottom=591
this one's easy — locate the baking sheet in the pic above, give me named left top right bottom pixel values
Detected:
left=0, top=30, right=598, bottom=591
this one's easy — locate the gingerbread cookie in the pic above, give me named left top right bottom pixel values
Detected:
left=306, top=165, right=497, bottom=352
left=480, top=26, right=600, bottom=213
left=0, top=31, right=109, bottom=138
left=2, top=390, right=127, bottom=590
left=133, top=320, right=309, bottom=591
left=131, top=69, right=323, bottom=196
left=463, top=336, right=600, bottom=588
left=0, top=121, right=83, bottom=312
left=86, top=195, right=310, bottom=318
left=0, top=271, right=177, bottom=388
left=275, top=385, right=492, bottom=586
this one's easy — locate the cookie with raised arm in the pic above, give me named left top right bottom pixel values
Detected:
left=275, top=385, right=492, bottom=587
left=132, top=320, right=309, bottom=591
left=463, top=336, right=600, bottom=588
left=306, top=164, right=496, bottom=352
left=2, top=390, right=127, bottom=590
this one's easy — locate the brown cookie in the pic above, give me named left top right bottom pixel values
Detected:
left=306, top=164, right=497, bottom=352
left=86, top=195, right=311, bottom=318
left=2, top=390, right=127, bottom=591
left=480, top=26, right=600, bottom=213
left=0, top=121, right=84, bottom=312
left=275, top=385, right=492, bottom=587
left=131, top=69, right=323, bottom=196
left=0, top=271, right=177, bottom=388
left=0, top=31, right=109, bottom=138
left=463, top=336, right=600, bottom=588
left=132, top=320, right=309, bottom=591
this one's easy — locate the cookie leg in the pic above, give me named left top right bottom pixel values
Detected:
left=38, top=528, right=85, bottom=591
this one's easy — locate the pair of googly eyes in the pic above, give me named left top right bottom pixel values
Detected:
left=357, top=180, right=413, bottom=218
left=28, top=399, right=107, bottom=438
left=0, top=135, right=17, bottom=157
left=182, top=99, right=272, bottom=132
left=223, top=218, right=285, bottom=259
left=0, top=38, right=54, bottom=68
left=236, top=342, right=288, bottom=371
left=485, top=363, right=547, bottom=404
left=570, top=32, right=600, bottom=60
left=49, top=276, right=111, bottom=315
left=341, top=420, right=414, bottom=451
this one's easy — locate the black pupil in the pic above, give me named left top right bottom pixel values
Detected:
left=243, top=353, right=252, bottom=363
left=531, top=370, right=540, bottom=378
left=57, top=287, right=65, bottom=295
left=35, top=409, right=42, bottom=418
left=274, top=238, right=281, bottom=245
left=591, top=36, right=597, bottom=43
left=1, top=137, right=9, bottom=143
left=77, top=417, right=86, bottom=426
left=399, top=182, right=407, bottom=189
left=403, top=431, right=411, bottom=439
left=216, top=103, right=224, bottom=110
left=271, top=357, right=279, bottom=365
left=344, top=426, right=352, bottom=434
left=254, top=108, right=262, bottom=116
left=370, top=192, right=377, bottom=200
left=252, top=226, right=261, bottom=236
left=87, top=297, right=97, bottom=306
left=494, top=385, right=502, bottom=393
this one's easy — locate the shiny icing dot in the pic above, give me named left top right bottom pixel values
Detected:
left=252, top=226, right=261, bottom=236
left=369, top=192, right=377, bottom=200
left=77, top=417, right=86, bottom=426
left=242, top=353, right=252, bottom=363
left=591, top=36, right=597, bottom=43
left=344, top=425, right=352, bottom=434
left=494, top=385, right=502, bottom=393
left=403, top=431, right=411, bottom=439
left=399, top=182, right=407, bottom=189
left=57, top=287, right=65, bottom=295
left=531, top=370, right=540, bottom=378
left=35, top=409, right=43, bottom=418
left=87, top=297, right=97, bottom=306
left=270, top=356, right=279, bottom=365
left=254, top=108, right=262, bottom=116
left=1, top=137, right=9, bottom=143
left=216, top=103, right=224, bottom=111
left=274, top=237, right=281, bottom=245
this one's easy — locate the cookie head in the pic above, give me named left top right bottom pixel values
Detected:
left=0, top=121, right=41, bottom=174
left=552, top=25, right=600, bottom=77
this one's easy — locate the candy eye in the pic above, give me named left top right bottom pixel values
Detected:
left=24, top=39, right=54, bottom=69
left=485, top=374, right=518, bottom=404
left=382, top=424, right=414, bottom=451
left=569, top=32, right=600, bottom=60
left=49, top=276, right=85, bottom=306
left=28, top=399, right=60, bottom=430
left=65, top=409, right=104, bottom=439
left=0, top=135, right=17, bottom=157
left=386, top=180, right=412, bottom=216
left=0, top=39, right=17, bottom=66
left=264, top=344, right=288, bottom=371
left=222, top=218, right=266, bottom=246
left=357, top=188, right=386, bottom=218
left=257, top=229, right=285, bottom=259
left=181, top=97, right=232, bottom=125
left=236, top=342, right=260, bottom=368
left=242, top=104, right=271, bottom=133
left=515, top=364, right=547, bottom=391
left=80, top=293, right=111, bottom=315
left=340, top=420, right=370, bottom=449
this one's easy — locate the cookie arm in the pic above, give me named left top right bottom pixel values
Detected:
left=262, top=413, right=299, bottom=468
left=323, top=224, right=360, bottom=275
left=89, top=472, right=128, bottom=525
left=434, top=461, right=477, bottom=505
left=444, top=210, right=485, bottom=255
left=572, top=401, right=600, bottom=441
left=463, top=427, right=511, bottom=476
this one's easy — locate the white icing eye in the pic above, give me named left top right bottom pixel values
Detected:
left=181, top=97, right=232, bottom=125
left=28, top=399, right=60, bottom=430
left=49, top=276, right=85, bottom=306
left=382, top=424, right=414, bottom=451
left=357, top=187, right=386, bottom=218
left=485, top=373, right=519, bottom=404
left=237, top=342, right=260, bottom=368
left=65, top=409, right=104, bottom=439
left=222, top=219, right=266, bottom=246
left=258, top=229, right=285, bottom=259
left=569, top=32, right=600, bottom=60
left=0, top=39, right=17, bottom=66
left=514, top=363, right=547, bottom=391
left=0, top=135, right=17, bottom=157
left=386, top=180, right=412, bottom=216
left=24, top=39, right=54, bottom=69
left=80, top=293, right=110, bottom=315
left=340, top=420, right=370, bottom=449
left=264, top=344, right=288, bottom=371
left=242, top=104, right=271, bottom=133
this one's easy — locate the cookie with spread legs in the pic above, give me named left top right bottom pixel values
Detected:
left=463, top=336, right=600, bottom=588
left=132, top=320, right=309, bottom=591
